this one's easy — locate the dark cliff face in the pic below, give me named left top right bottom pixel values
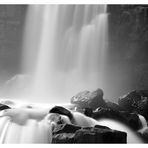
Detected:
left=108, top=5, right=148, bottom=64
left=103, top=5, right=148, bottom=101
left=0, top=5, right=27, bottom=84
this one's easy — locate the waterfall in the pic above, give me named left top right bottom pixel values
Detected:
left=21, top=5, right=108, bottom=103
left=0, top=5, right=147, bottom=144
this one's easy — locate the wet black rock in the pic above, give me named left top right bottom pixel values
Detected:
left=106, top=101, right=124, bottom=111
left=84, top=107, right=93, bottom=117
left=49, top=106, right=73, bottom=120
left=52, top=123, right=81, bottom=134
left=138, top=127, right=148, bottom=143
left=0, top=103, right=11, bottom=111
left=52, top=123, right=127, bottom=143
left=84, top=107, right=141, bottom=130
left=71, top=88, right=106, bottom=110
left=118, top=90, right=148, bottom=120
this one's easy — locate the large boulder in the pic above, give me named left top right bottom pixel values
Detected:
left=71, top=88, right=106, bottom=110
left=118, top=90, right=148, bottom=120
left=84, top=107, right=141, bottom=130
left=52, top=123, right=127, bottom=143
left=92, top=107, right=141, bottom=130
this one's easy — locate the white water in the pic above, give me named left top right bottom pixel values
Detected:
left=0, top=99, right=75, bottom=143
left=139, top=114, right=147, bottom=129
left=138, top=114, right=148, bottom=136
left=0, top=107, right=53, bottom=143
left=0, top=103, right=144, bottom=143
left=21, top=5, right=108, bottom=103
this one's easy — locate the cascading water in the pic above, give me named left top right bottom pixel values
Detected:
left=138, top=114, right=148, bottom=136
left=96, top=118, right=144, bottom=143
left=21, top=5, right=108, bottom=103
left=0, top=5, right=145, bottom=144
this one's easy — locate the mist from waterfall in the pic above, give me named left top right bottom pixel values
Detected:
left=21, top=5, right=108, bottom=103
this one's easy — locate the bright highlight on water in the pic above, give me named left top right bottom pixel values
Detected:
left=22, top=5, right=108, bottom=103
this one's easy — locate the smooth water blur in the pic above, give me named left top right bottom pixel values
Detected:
left=0, top=104, right=144, bottom=143
left=138, top=114, right=148, bottom=129
left=0, top=107, right=53, bottom=143
left=97, top=118, right=144, bottom=143
left=21, top=5, right=108, bottom=103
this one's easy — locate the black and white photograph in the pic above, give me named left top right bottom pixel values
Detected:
left=0, top=1, right=148, bottom=144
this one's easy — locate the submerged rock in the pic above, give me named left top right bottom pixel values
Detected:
left=52, top=123, right=127, bottom=143
left=118, top=90, right=148, bottom=120
left=71, top=88, right=106, bottom=110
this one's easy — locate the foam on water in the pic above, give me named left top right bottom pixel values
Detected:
left=0, top=103, right=145, bottom=143
left=0, top=107, right=53, bottom=143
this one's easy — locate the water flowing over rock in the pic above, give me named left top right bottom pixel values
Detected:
left=52, top=123, right=127, bottom=143
left=49, top=106, right=73, bottom=120
left=71, top=88, right=106, bottom=110
left=91, top=107, right=141, bottom=130
left=22, top=5, right=108, bottom=102
left=0, top=97, right=146, bottom=143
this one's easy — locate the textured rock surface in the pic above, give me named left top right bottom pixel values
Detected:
left=84, top=107, right=141, bottom=130
left=52, top=123, right=127, bottom=143
left=118, top=90, right=148, bottom=120
left=71, top=88, right=106, bottom=110
left=106, top=101, right=124, bottom=111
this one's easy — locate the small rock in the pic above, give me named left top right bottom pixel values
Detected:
left=49, top=106, right=73, bottom=120
left=53, top=123, right=81, bottom=134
